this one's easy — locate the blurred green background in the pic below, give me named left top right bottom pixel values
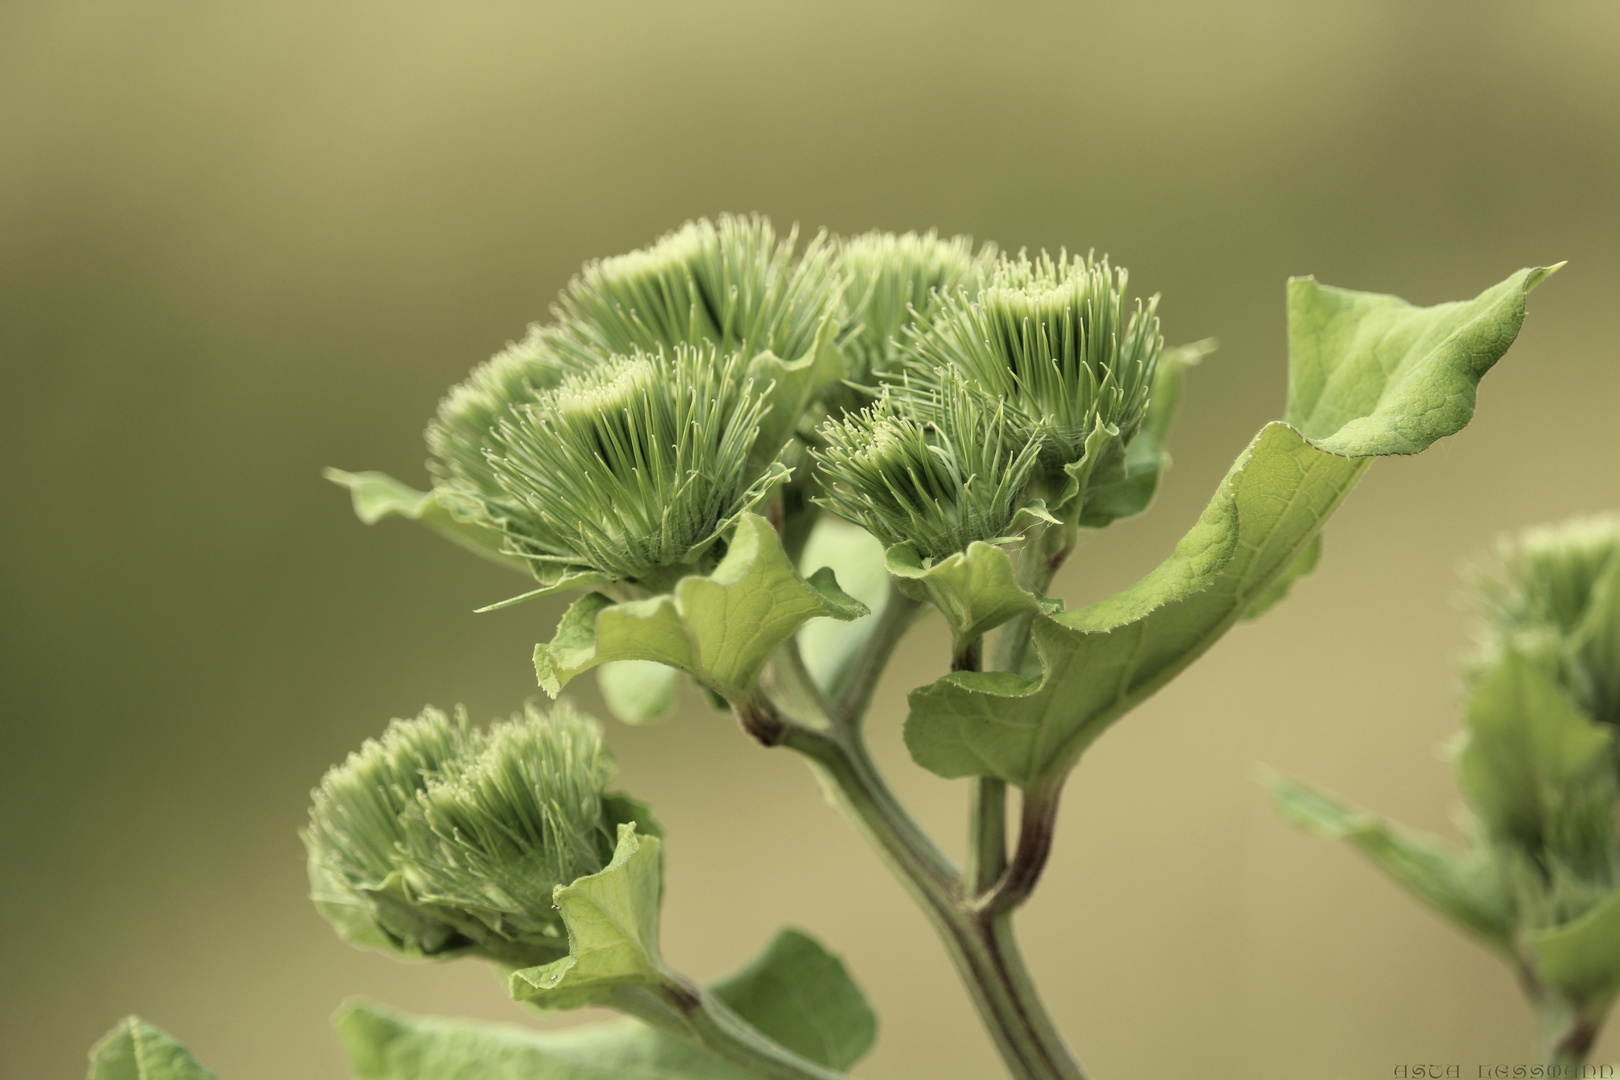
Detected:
left=3, top=4, right=1618, bottom=1078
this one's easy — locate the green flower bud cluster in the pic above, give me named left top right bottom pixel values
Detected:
left=812, top=375, right=1042, bottom=560
left=422, top=215, right=845, bottom=594
left=467, top=344, right=781, bottom=591
left=837, top=230, right=991, bottom=386
left=811, top=249, right=1165, bottom=559
left=1468, top=513, right=1620, bottom=729
left=548, top=213, right=842, bottom=369
left=900, top=250, right=1163, bottom=480
left=304, top=702, right=645, bottom=968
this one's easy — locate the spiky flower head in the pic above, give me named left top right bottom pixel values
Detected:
left=838, top=230, right=991, bottom=386
left=812, top=374, right=1042, bottom=560
left=437, top=343, right=782, bottom=593
left=1467, top=514, right=1620, bottom=727
left=304, top=702, right=639, bottom=967
left=546, top=214, right=842, bottom=370
left=900, top=251, right=1162, bottom=489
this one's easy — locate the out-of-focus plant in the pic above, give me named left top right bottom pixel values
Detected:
left=1269, top=515, right=1620, bottom=1069
left=89, top=212, right=1557, bottom=1080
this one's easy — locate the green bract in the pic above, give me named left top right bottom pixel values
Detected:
left=455, top=344, right=784, bottom=595
left=304, top=703, right=651, bottom=968
left=838, top=229, right=989, bottom=387
left=899, top=250, right=1162, bottom=511
left=811, top=375, right=1043, bottom=561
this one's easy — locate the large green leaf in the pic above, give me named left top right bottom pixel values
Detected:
left=509, top=824, right=665, bottom=1011
left=1079, top=338, right=1214, bottom=529
left=1267, top=773, right=1514, bottom=951
left=88, top=1018, right=220, bottom=1080
left=535, top=515, right=867, bottom=705
left=1455, top=652, right=1613, bottom=847
left=336, top=929, right=877, bottom=1080
left=904, top=267, right=1555, bottom=788
left=1528, top=888, right=1620, bottom=1003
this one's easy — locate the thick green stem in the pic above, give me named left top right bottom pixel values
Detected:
left=968, top=777, right=1009, bottom=897
left=770, top=714, right=1089, bottom=1080
left=612, top=980, right=855, bottom=1080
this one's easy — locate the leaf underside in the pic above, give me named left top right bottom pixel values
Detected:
left=89, top=1017, right=221, bottom=1080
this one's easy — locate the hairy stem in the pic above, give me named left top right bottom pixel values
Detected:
left=1529, top=983, right=1602, bottom=1068
left=977, top=783, right=1062, bottom=917
left=612, top=979, right=856, bottom=1080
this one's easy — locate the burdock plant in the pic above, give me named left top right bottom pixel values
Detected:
left=95, top=216, right=1561, bottom=1080
left=1270, top=514, right=1620, bottom=1069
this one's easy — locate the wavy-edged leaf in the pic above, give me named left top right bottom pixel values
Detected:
left=1456, top=652, right=1613, bottom=846
left=535, top=515, right=867, bottom=705
left=509, top=824, right=665, bottom=1010
left=597, top=661, right=680, bottom=725
left=904, top=267, right=1555, bottom=788
left=336, top=928, right=876, bottom=1080
left=325, top=469, right=533, bottom=575
left=887, top=540, right=1050, bottom=645
left=1079, top=338, right=1215, bottom=528
left=1285, top=266, right=1560, bottom=455
left=1528, top=888, right=1620, bottom=1002
left=89, top=1017, right=220, bottom=1080
left=1267, top=772, right=1514, bottom=951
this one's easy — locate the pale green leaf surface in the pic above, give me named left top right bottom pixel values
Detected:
left=1284, top=266, right=1558, bottom=455
left=1528, top=888, right=1620, bottom=1002
left=1243, top=533, right=1323, bottom=621
left=1079, top=338, right=1214, bottom=528
left=510, top=824, right=664, bottom=1010
left=89, top=1017, right=220, bottom=1080
left=1456, top=652, right=1613, bottom=844
left=598, top=661, right=681, bottom=725
left=887, top=540, right=1046, bottom=644
left=1267, top=772, right=1514, bottom=950
left=336, top=928, right=876, bottom=1080
left=324, top=468, right=532, bottom=574
left=796, top=518, right=891, bottom=695
left=536, top=515, right=867, bottom=704
left=904, top=268, right=1552, bottom=787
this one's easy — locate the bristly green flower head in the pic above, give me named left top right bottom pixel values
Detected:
left=440, top=342, right=785, bottom=594
left=425, top=329, right=577, bottom=504
left=812, top=374, right=1043, bottom=561
left=902, top=250, right=1163, bottom=496
left=838, top=230, right=992, bottom=386
left=548, top=213, right=843, bottom=369
left=304, top=702, right=642, bottom=968
left=1468, top=513, right=1620, bottom=727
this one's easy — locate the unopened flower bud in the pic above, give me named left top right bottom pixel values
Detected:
left=838, top=230, right=991, bottom=387
left=902, top=250, right=1162, bottom=495
left=812, top=375, right=1041, bottom=560
left=304, top=702, right=650, bottom=968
